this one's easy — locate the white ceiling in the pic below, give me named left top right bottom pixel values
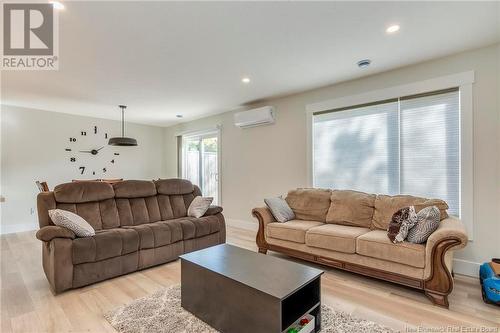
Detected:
left=2, top=1, right=499, bottom=127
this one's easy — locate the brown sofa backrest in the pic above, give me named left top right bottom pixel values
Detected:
left=113, top=180, right=160, bottom=226
left=37, top=179, right=201, bottom=230
left=52, top=181, right=117, bottom=230
left=155, top=178, right=201, bottom=220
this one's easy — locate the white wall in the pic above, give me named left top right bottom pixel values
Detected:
left=0, top=105, right=165, bottom=234
left=163, top=44, right=500, bottom=275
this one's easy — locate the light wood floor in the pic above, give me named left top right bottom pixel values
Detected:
left=1, top=226, right=499, bottom=333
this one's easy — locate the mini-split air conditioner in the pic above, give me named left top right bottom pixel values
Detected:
left=234, top=106, right=275, bottom=128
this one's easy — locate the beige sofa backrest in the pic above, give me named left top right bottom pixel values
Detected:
left=285, top=188, right=449, bottom=230
left=285, top=188, right=331, bottom=222
left=371, top=195, right=449, bottom=230
left=37, top=179, right=202, bottom=230
left=325, top=190, right=376, bottom=228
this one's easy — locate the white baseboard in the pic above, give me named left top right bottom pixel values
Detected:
left=225, top=218, right=258, bottom=231
left=0, top=222, right=38, bottom=235
left=453, top=258, right=480, bottom=277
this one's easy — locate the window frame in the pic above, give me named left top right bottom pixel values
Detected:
left=306, top=71, right=474, bottom=239
left=177, top=126, right=222, bottom=205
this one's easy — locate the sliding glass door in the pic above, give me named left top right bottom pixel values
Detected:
left=182, top=131, right=219, bottom=204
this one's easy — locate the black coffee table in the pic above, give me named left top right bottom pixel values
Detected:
left=180, top=244, right=323, bottom=333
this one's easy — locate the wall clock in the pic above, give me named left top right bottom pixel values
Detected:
left=65, top=125, right=120, bottom=176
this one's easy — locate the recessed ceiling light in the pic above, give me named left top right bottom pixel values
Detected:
left=49, top=1, right=65, bottom=10
left=241, top=77, right=251, bottom=84
left=176, top=114, right=183, bottom=118
left=357, top=59, right=371, bottom=68
left=386, top=24, right=400, bottom=34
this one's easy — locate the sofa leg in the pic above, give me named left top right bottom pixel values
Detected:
left=252, top=209, right=270, bottom=256
left=425, top=291, right=449, bottom=308
left=423, top=237, right=461, bottom=308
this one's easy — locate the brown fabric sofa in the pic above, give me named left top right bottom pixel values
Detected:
left=36, top=179, right=225, bottom=293
left=253, top=189, right=468, bottom=308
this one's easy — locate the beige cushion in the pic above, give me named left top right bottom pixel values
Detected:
left=266, top=220, right=323, bottom=243
left=285, top=188, right=331, bottom=222
left=49, top=209, right=95, bottom=237
left=356, top=230, right=425, bottom=268
left=326, top=190, right=376, bottom=228
left=372, top=194, right=449, bottom=230
left=306, top=224, right=370, bottom=253
left=267, top=237, right=425, bottom=279
left=187, top=196, right=213, bottom=218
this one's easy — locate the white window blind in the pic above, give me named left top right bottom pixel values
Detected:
left=313, top=88, right=460, bottom=216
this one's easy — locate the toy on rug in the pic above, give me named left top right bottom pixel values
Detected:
left=479, top=258, right=500, bottom=305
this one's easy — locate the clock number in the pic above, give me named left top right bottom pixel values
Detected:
left=111, top=159, right=115, bottom=164
left=103, top=168, right=107, bottom=173
left=70, top=157, right=76, bottom=162
left=81, top=131, right=87, bottom=136
left=105, top=133, right=108, bottom=139
left=92, top=171, right=96, bottom=175
left=79, top=166, right=85, bottom=175
left=114, top=153, right=120, bottom=156
left=94, top=126, right=98, bottom=134
left=70, top=137, right=77, bottom=142
left=65, top=148, right=71, bottom=151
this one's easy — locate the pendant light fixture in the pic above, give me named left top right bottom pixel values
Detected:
left=108, top=105, right=138, bottom=146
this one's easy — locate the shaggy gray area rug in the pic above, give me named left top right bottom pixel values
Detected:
left=105, top=285, right=396, bottom=333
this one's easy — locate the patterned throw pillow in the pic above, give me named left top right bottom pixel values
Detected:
left=187, top=196, right=213, bottom=218
left=387, top=206, right=417, bottom=243
left=48, top=209, right=95, bottom=237
left=264, top=197, right=295, bottom=223
left=407, top=206, right=441, bottom=244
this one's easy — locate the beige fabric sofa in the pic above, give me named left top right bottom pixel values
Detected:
left=253, top=189, right=467, bottom=308
left=36, top=179, right=225, bottom=293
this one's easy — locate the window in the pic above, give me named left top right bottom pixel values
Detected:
left=312, top=88, right=460, bottom=216
left=180, top=129, right=220, bottom=205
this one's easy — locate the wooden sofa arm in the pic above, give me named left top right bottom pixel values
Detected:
left=424, top=216, right=468, bottom=307
left=427, top=216, right=468, bottom=252
left=36, top=226, right=76, bottom=242
left=251, top=207, right=276, bottom=254
left=252, top=207, right=276, bottom=226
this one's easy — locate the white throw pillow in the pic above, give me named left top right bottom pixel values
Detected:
left=48, top=209, right=95, bottom=237
left=188, top=196, right=213, bottom=218
left=264, top=196, right=295, bottom=223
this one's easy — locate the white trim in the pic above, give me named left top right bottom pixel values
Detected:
left=225, top=218, right=258, bottom=231
left=306, top=71, right=475, bottom=113
left=459, top=84, right=474, bottom=240
left=306, top=71, right=475, bottom=239
left=0, top=222, right=38, bottom=235
left=306, top=110, right=314, bottom=186
left=175, top=125, right=222, bottom=138
left=453, top=258, right=480, bottom=277
left=216, top=129, right=222, bottom=206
